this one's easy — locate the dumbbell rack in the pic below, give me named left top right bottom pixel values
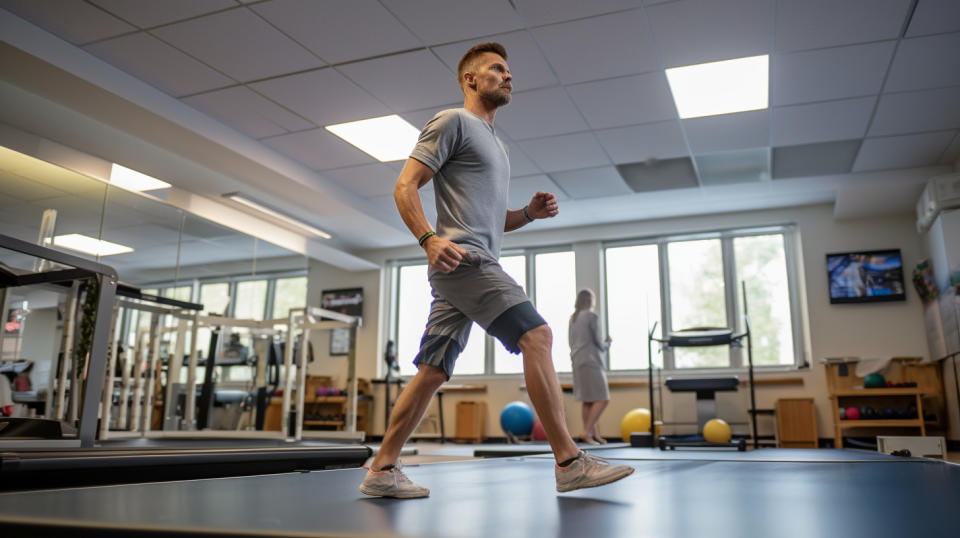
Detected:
left=830, top=387, right=926, bottom=448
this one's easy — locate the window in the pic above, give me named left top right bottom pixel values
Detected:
left=493, top=255, right=527, bottom=374
left=604, top=228, right=800, bottom=371
left=272, top=276, right=307, bottom=319
left=234, top=280, right=267, bottom=320
left=534, top=251, right=576, bottom=374
left=200, top=282, right=231, bottom=317
left=396, top=264, right=431, bottom=377
left=392, top=249, right=570, bottom=377
left=734, top=235, right=794, bottom=366
left=605, top=244, right=661, bottom=371
left=668, top=239, right=728, bottom=368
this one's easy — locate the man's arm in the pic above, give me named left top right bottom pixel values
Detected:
left=505, top=191, right=559, bottom=232
left=394, top=158, right=466, bottom=273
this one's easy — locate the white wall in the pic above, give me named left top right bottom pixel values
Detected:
left=313, top=202, right=957, bottom=442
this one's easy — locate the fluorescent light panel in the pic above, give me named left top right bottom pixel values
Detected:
left=325, top=115, right=420, bottom=162
left=110, top=163, right=171, bottom=191
left=226, top=194, right=331, bottom=239
left=665, top=55, right=769, bottom=119
left=48, top=234, right=133, bottom=256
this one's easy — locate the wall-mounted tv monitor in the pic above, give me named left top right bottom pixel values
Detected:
left=826, top=249, right=906, bottom=304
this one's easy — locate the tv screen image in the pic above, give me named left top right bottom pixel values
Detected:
left=826, top=250, right=906, bottom=304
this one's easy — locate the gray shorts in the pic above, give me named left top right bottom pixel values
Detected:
left=413, top=250, right=546, bottom=379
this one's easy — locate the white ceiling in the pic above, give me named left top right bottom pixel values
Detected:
left=1, top=0, right=959, bottom=266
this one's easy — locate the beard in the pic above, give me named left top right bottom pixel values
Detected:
left=480, top=87, right=511, bottom=107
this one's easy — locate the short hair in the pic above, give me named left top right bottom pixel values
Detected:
left=457, top=42, right=508, bottom=90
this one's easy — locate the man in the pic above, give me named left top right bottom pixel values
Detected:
left=359, top=42, right=634, bottom=499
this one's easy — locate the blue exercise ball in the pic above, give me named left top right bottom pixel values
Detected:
left=500, top=401, right=534, bottom=436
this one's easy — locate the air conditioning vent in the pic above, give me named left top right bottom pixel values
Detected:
left=917, top=173, right=960, bottom=232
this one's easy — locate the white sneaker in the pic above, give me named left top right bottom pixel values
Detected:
left=555, top=452, right=634, bottom=492
left=359, top=462, right=430, bottom=499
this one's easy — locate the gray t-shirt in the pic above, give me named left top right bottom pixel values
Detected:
left=409, top=108, right=511, bottom=260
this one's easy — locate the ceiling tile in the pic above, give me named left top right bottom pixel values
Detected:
left=400, top=104, right=462, bottom=132
left=251, top=0, right=421, bottom=64
left=517, top=132, right=611, bottom=173
left=2, top=0, right=135, bottom=45
left=647, top=0, right=772, bottom=67
left=548, top=166, right=632, bottom=199
left=250, top=68, right=391, bottom=126
left=682, top=110, right=769, bottom=153
left=151, top=8, right=324, bottom=82
left=261, top=129, right=374, bottom=170
left=905, top=0, right=960, bottom=37
left=772, top=140, right=860, bottom=179
left=695, top=147, right=769, bottom=185
left=324, top=163, right=398, bottom=197
left=885, top=33, right=960, bottom=93
left=853, top=131, right=957, bottom=172
left=595, top=121, right=689, bottom=163
left=567, top=72, right=676, bottom=129
left=83, top=32, right=234, bottom=97
left=382, top=0, right=524, bottom=45
left=514, top=0, right=644, bottom=26
left=617, top=157, right=698, bottom=192
left=182, top=86, right=313, bottom=139
left=90, top=0, right=235, bottom=28
left=508, top=174, right=568, bottom=209
left=431, top=30, right=559, bottom=93
left=337, top=50, right=463, bottom=112
left=532, top=9, right=659, bottom=84
left=771, top=41, right=895, bottom=106
left=940, top=132, right=960, bottom=165
left=775, top=0, right=912, bottom=52
left=771, top=97, right=874, bottom=146
left=0, top=173, right=71, bottom=201
left=494, top=87, right=589, bottom=140
left=869, top=87, right=960, bottom=136
left=504, top=141, right=542, bottom=177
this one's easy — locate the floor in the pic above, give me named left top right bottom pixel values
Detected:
left=2, top=445, right=957, bottom=537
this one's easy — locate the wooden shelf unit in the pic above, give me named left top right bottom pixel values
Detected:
left=824, top=357, right=945, bottom=448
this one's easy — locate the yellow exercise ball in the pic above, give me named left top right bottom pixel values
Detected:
left=703, top=418, right=731, bottom=443
left=620, top=408, right=652, bottom=442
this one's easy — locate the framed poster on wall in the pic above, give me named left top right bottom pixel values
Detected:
left=320, top=288, right=363, bottom=356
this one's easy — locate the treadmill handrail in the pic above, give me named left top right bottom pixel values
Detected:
left=0, top=234, right=118, bottom=280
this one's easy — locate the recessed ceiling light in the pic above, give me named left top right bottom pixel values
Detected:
left=224, top=193, right=332, bottom=239
left=110, top=164, right=171, bottom=191
left=48, top=234, right=134, bottom=256
left=665, top=55, right=769, bottom=119
left=325, top=115, right=420, bottom=162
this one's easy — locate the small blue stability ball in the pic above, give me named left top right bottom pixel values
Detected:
left=500, top=401, right=535, bottom=436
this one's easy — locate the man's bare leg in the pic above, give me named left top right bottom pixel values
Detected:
left=369, top=363, right=446, bottom=470
left=518, top=325, right=579, bottom=463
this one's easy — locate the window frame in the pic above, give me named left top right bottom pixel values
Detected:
left=604, top=225, right=804, bottom=374
left=388, top=244, right=574, bottom=378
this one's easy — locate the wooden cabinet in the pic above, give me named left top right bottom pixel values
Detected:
left=455, top=401, right=486, bottom=443
left=775, top=398, right=817, bottom=448
left=824, top=357, right=945, bottom=448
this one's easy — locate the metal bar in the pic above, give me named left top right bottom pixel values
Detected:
left=54, top=282, right=79, bottom=421
left=305, top=306, right=360, bottom=326
left=99, top=304, right=120, bottom=440
left=0, top=234, right=117, bottom=278
left=281, top=309, right=299, bottom=439
left=11, top=268, right=96, bottom=287
left=164, top=318, right=187, bottom=430
left=345, top=324, right=358, bottom=434
left=184, top=312, right=199, bottom=430
left=294, top=324, right=308, bottom=441
left=77, top=274, right=116, bottom=448
left=141, top=311, right=163, bottom=434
